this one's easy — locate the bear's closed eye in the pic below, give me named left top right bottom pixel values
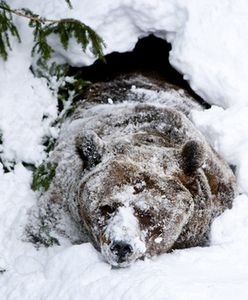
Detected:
left=100, top=205, right=116, bottom=216
left=135, top=209, right=153, bottom=226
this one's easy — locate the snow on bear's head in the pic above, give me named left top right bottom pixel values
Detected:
left=76, top=130, right=203, bottom=267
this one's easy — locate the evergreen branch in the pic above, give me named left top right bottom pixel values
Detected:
left=0, top=1, right=105, bottom=63
left=0, top=34, right=8, bottom=60
left=65, top=0, right=73, bottom=9
left=0, top=1, right=21, bottom=60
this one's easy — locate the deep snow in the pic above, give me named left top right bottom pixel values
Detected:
left=1, top=0, right=248, bottom=299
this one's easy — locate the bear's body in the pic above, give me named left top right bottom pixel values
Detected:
left=31, top=75, right=237, bottom=267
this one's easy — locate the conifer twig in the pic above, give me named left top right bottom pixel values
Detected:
left=0, top=1, right=105, bottom=62
left=0, top=5, right=80, bottom=25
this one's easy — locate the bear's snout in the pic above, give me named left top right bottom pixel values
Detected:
left=110, top=241, right=133, bottom=263
left=100, top=205, right=146, bottom=267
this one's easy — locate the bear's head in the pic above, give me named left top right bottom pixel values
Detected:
left=76, top=131, right=206, bottom=267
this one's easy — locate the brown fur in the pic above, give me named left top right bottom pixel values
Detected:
left=31, top=74, right=237, bottom=267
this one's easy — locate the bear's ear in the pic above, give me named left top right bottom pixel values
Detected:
left=75, top=130, right=105, bottom=170
left=181, top=140, right=205, bottom=175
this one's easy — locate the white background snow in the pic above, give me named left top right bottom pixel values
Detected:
left=1, top=0, right=248, bottom=299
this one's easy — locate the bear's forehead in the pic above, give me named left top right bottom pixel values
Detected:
left=95, top=150, right=179, bottom=178
left=85, top=155, right=181, bottom=187
left=82, top=158, right=192, bottom=212
left=106, top=183, right=190, bottom=207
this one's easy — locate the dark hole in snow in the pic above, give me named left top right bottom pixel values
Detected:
left=70, top=35, right=209, bottom=108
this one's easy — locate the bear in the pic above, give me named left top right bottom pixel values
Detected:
left=28, top=74, right=237, bottom=267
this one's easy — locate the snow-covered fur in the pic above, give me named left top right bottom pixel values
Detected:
left=30, top=74, right=237, bottom=267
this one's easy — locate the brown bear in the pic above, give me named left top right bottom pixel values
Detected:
left=30, top=74, right=237, bottom=267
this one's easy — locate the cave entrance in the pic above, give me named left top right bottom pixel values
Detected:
left=70, top=35, right=208, bottom=107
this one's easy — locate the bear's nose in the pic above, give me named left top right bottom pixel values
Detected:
left=110, top=241, right=133, bottom=261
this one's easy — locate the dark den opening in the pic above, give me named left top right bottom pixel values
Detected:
left=71, top=35, right=208, bottom=107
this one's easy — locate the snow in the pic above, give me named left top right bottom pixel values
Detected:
left=1, top=0, right=248, bottom=299
left=0, top=14, right=57, bottom=165
left=102, top=205, right=146, bottom=267
left=192, top=106, right=248, bottom=194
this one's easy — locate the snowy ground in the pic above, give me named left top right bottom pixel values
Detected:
left=1, top=0, right=248, bottom=299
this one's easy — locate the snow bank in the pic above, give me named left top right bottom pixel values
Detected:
left=1, top=0, right=248, bottom=299
left=10, top=0, right=248, bottom=108
left=193, top=106, right=248, bottom=194
left=0, top=9, right=57, bottom=165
